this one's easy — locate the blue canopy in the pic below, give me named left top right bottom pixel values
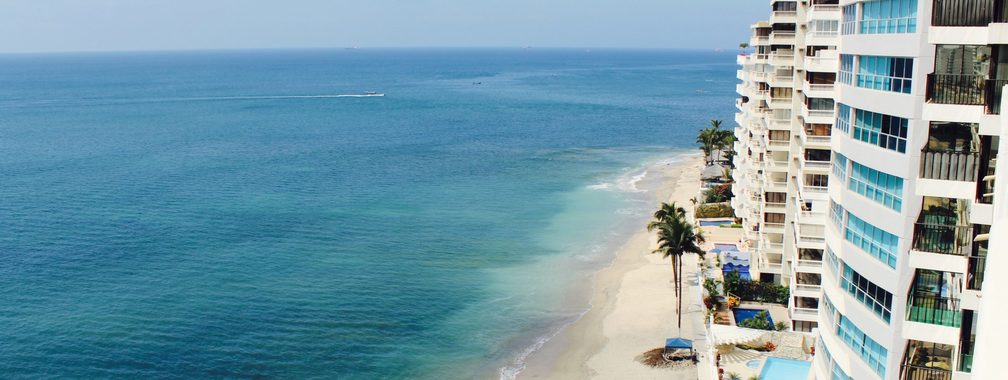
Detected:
left=664, top=337, right=694, bottom=349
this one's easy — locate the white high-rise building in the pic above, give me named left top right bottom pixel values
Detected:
left=735, top=1, right=1007, bottom=379
left=734, top=0, right=841, bottom=333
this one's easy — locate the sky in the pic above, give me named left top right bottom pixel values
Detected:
left=0, top=1, right=766, bottom=54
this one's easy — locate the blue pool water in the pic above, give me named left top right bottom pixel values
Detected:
left=714, top=243, right=739, bottom=251
left=733, top=308, right=773, bottom=325
left=759, top=357, right=811, bottom=380
left=0, top=49, right=737, bottom=379
left=699, top=220, right=733, bottom=227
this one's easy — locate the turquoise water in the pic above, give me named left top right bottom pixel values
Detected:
left=733, top=308, right=773, bottom=325
left=0, top=49, right=736, bottom=379
left=759, top=357, right=812, bottom=380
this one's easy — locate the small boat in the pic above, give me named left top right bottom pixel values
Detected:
left=363, top=91, right=385, bottom=97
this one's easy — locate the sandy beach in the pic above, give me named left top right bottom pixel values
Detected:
left=519, top=154, right=707, bottom=380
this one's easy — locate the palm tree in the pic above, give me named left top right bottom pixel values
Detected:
left=648, top=202, right=706, bottom=328
left=725, top=373, right=742, bottom=380
left=696, top=128, right=718, bottom=165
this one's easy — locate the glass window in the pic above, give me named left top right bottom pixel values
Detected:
left=849, top=161, right=904, bottom=211
left=853, top=108, right=908, bottom=153
left=836, top=316, right=888, bottom=377
left=845, top=212, right=900, bottom=268
left=840, top=55, right=855, bottom=85
left=860, top=0, right=918, bottom=34
left=842, top=4, right=858, bottom=35
left=857, top=56, right=914, bottom=94
left=836, top=104, right=851, bottom=134
left=833, top=153, right=848, bottom=180
left=841, top=263, right=893, bottom=323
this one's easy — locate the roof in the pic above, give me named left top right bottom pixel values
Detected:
left=710, top=324, right=766, bottom=345
left=700, top=164, right=727, bottom=180
left=664, top=337, right=694, bottom=349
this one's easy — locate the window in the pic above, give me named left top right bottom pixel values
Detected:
left=861, top=0, right=918, bottom=34
left=809, top=19, right=839, bottom=36
left=794, top=320, right=818, bottom=332
left=830, top=200, right=845, bottom=230
left=839, top=55, right=855, bottom=85
left=825, top=245, right=841, bottom=275
left=765, top=212, right=786, bottom=223
left=808, top=97, right=835, bottom=111
left=806, top=148, right=831, bottom=162
left=836, top=104, right=852, bottom=134
left=833, top=153, right=848, bottom=179
left=853, top=108, right=909, bottom=153
left=841, top=263, right=894, bottom=323
left=806, top=174, right=829, bottom=187
left=857, top=56, right=913, bottom=94
left=836, top=316, right=888, bottom=377
left=849, top=162, right=904, bottom=211
left=845, top=212, right=900, bottom=268
left=842, top=4, right=858, bottom=35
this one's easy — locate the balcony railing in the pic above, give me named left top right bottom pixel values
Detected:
left=968, top=255, right=986, bottom=290
left=931, top=0, right=1005, bottom=27
left=926, top=73, right=985, bottom=105
left=907, top=293, right=962, bottom=327
left=919, top=148, right=980, bottom=181
left=903, top=364, right=952, bottom=380
left=984, top=79, right=1008, bottom=114
left=912, top=223, right=972, bottom=256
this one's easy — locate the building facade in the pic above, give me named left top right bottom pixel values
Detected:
left=735, top=1, right=1005, bottom=379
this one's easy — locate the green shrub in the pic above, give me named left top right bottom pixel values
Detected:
left=723, top=269, right=789, bottom=304
left=696, top=203, right=734, bottom=218
left=703, top=184, right=734, bottom=203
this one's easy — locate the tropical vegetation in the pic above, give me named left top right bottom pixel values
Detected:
left=696, top=119, right=736, bottom=167
left=647, top=202, right=706, bottom=329
left=723, top=270, right=790, bottom=304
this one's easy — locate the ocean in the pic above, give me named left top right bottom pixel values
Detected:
left=0, top=49, right=736, bottom=379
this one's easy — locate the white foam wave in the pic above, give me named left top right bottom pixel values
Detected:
left=498, top=311, right=588, bottom=380
left=587, top=169, right=648, bottom=193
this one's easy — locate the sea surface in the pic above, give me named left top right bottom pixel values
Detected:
left=0, top=49, right=736, bottom=379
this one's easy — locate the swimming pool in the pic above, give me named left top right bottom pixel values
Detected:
left=714, top=243, right=739, bottom=251
left=732, top=308, right=773, bottom=325
left=759, top=357, right=811, bottom=380
left=700, top=220, right=734, bottom=227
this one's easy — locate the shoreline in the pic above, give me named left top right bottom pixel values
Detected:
left=517, top=154, right=705, bottom=379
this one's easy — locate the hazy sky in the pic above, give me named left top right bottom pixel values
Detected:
left=0, top=1, right=766, bottom=53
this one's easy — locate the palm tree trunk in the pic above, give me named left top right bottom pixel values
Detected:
left=671, top=255, right=678, bottom=314
left=676, top=256, right=683, bottom=329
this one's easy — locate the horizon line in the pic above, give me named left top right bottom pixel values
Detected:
left=0, top=45, right=742, bottom=56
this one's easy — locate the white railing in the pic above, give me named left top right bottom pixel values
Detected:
left=795, top=284, right=822, bottom=293
left=792, top=307, right=819, bottom=318
left=803, top=185, right=828, bottom=193
left=808, top=109, right=835, bottom=118
left=807, top=83, right=835, bottom=92
left=804, top=160, right=831, bottom=169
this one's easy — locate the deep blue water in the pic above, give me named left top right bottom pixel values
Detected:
left=0, top=49, right=736, bottom=379
left=733, top=308, right=774, bottom=325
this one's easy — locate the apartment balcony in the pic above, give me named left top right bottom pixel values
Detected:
left=768, top=72, right=794, bottom=88
left=907, top=293, right=962, bottom=327
left=790, top=307, right=819, bottom=320
left=768, top=97, right=793, bottom=109
left=800, top=157, right=831, bottom=172
left=763, top=201, right=786, bottom=213
left=768, top=138, right=790, bottom=151
left=806, top=4, right=841, bottom=21
left=804, top=31, right=839, bottom=46
left=926, top=74, right=985, bottom=106
left=770, top=10, right=797, bottom=24
left=912, top=222, right=972, bottom=256
left=919, top=147, right=980, bottom=182
left=931, top=0, right=1008, bottom=27
left=983, top=78, right=1008, bottom=114
left=802, top=81, right=836, bottom=98
left=794, top=283, right=822, bottom=298
left=770, top=51, right=795, bottom=67
left=803, top=51, right=839, bottom=73
left=763, top=222, right=785, bottom=234
left=800, top=104, right=835, bottom=124
left=804, top=133, right=832, bottom=148
left=794, top=258, right=823, bottom=273
left=768, top=117, right=791, bottom=130
left=769, top=31, right=797, bottom=45
left=750, top=35, right=771, bottom=46
left=902, top=365, right=951, bottom=380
